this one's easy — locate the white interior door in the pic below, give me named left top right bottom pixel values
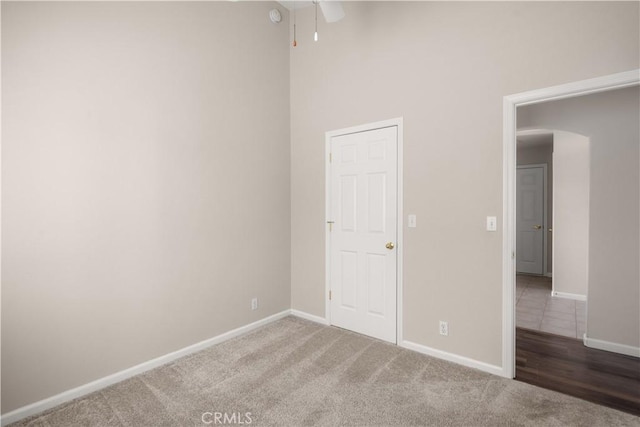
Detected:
left=516, top=166, right=545, bottom=274
left=329, top=126, right=397, bottom=343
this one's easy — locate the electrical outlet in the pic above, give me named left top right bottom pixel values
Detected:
left=251, top=298, right=258, bottom=310
left=439, top=321, right=448, bottom=336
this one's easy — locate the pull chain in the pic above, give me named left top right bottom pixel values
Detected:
left=292, top=0, right=297, bottom=47
left=314, top=0, right=318, bottom=41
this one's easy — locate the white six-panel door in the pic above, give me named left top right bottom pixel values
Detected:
left=516, top=166, right=545, bottom=275
left=329, top=126, right=397, bottom=343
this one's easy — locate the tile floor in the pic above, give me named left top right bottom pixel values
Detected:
left=516, top=275, right=586, bottom=339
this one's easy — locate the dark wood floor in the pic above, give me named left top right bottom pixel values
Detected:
left=516, top=327, right=640, bottom=416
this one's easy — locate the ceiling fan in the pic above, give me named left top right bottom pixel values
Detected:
left=277, top=1, right=345, bottom=23
left=277, top=1, right=344, bottom=45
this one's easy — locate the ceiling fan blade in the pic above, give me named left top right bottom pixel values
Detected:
left=319, top=1, right=345, bottom=23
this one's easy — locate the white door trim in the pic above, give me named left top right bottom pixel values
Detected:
left=516, top=163, right=548, bottom=276
left=325, top=117, right=404, bottom=344
left=502, top=69, right=639, bottom=378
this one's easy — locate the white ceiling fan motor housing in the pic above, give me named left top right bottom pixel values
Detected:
left=319, top=1, right=345, bottom=23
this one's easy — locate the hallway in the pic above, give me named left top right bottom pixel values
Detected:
left=516, top=275, right=586, bottom=339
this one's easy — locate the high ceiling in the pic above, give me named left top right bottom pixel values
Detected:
left=277, top=1, right=314, bottom=11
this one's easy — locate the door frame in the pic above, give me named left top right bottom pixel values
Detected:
left=325, top=117, right=404, bottom=344
left=502, top=69, right=639, bottom=378
left=515, top=163, right=548, bottom=276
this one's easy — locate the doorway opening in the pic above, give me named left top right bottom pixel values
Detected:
left=502, top=69, right=639, bottom=377
left=503, top=71, right=640, bottom=415
left=515, top=130, right=589, bottom=340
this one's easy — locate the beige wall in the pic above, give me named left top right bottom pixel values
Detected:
left=516, top=138, right=553, bottom=274
left=3, top=0, right=639, bottom=416
left=2, top=1, right=290, bottom=413
left=290, top=2, right=639, bottom=366
left=553, top=131, right=590, bottom=297
left=518, top=87, right=640, bottom=348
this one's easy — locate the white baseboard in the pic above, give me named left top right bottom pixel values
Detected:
left=292, top=313, right=507, bottom=378
left=583, top=334, right=640, bottom=358
left=290, top=309, right=329, bottom=325
left=400, top=340, right=505, bottom=378
left=2, top=309, right=510, bottom=426
left=0, top=310, right=291, bottom=427
left=544, top=272, right=553, bottom=278
left=550, top=291, right=587, bottom=301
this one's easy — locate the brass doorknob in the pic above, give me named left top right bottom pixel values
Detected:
left=386, top=242, right=395, bottom=250
left=533, top=225, right=542, bottom=230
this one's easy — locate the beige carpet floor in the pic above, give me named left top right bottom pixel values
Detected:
left=10, top=316, right=640, bottom=426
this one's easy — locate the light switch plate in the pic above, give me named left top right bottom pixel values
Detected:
left=486, top=216, right=497, bottom=232
left=408, top=214, right=417, bottom=228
